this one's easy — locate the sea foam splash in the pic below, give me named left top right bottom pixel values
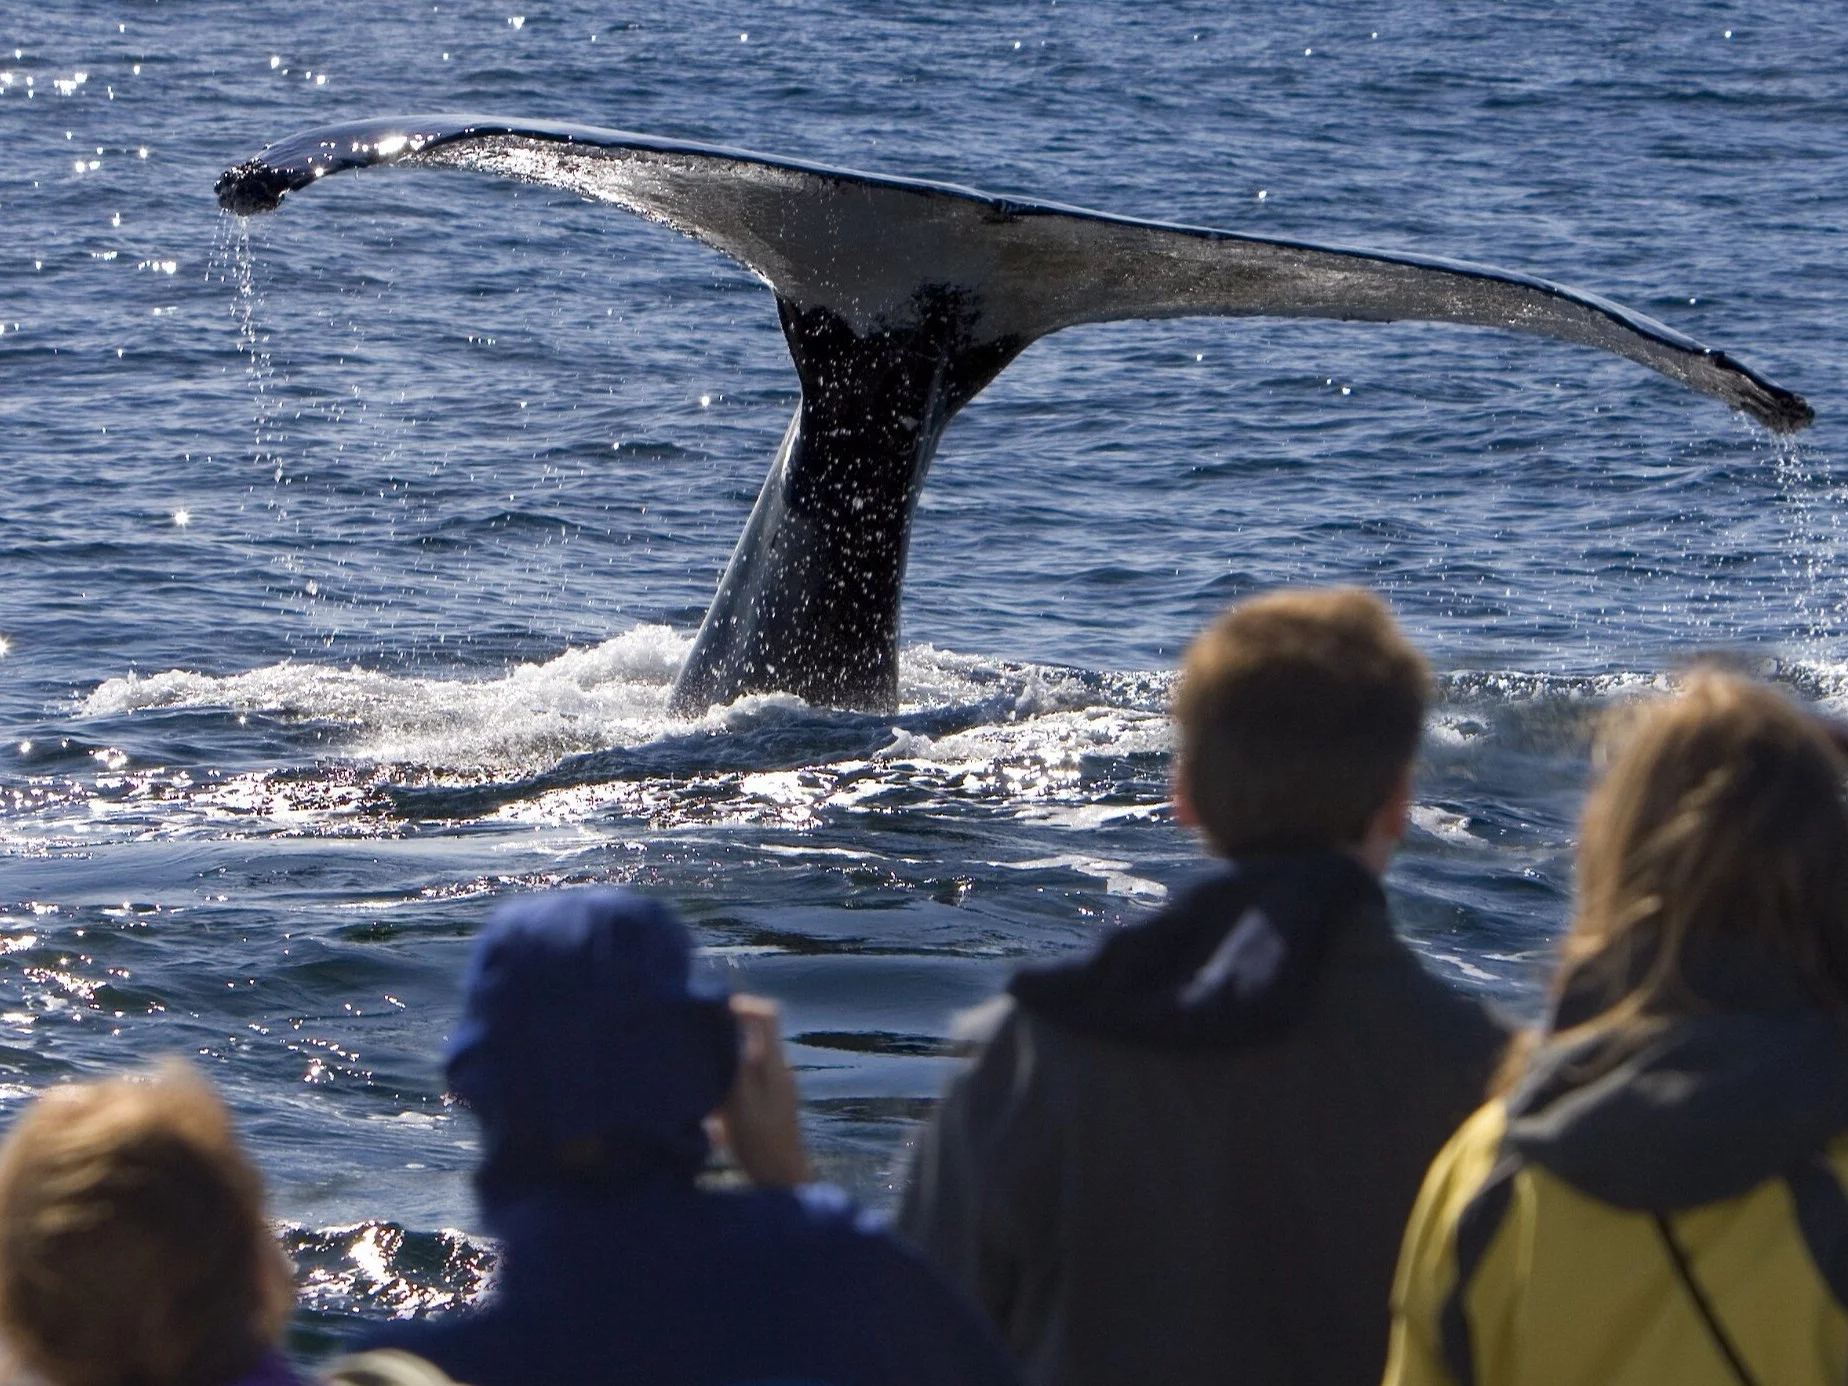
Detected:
left=58, top=633, right=1848, bottom=853
left=78, top=626, right=1168, bottom=779
left=84, top=625, right=691, bottom=775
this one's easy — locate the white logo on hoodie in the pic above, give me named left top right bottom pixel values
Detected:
left=1179, top=908, right=1286, bottom=1007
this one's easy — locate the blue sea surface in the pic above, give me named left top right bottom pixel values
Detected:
left=2, top=0, right=1844, bottom=1344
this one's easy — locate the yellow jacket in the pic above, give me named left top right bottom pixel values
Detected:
left=1385, top=1092, right=1848, bottom=1386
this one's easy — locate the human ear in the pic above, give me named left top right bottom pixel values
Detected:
left=1173, top=761, right=1198, bottom=828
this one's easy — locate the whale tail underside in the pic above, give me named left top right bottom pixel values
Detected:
left=217, top=117, right=1814, bottom=711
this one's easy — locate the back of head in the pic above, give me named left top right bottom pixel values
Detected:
left=0, top=1064, right=291, bottom=1386
left=446, top=888, right=738, bottom=1207
left=1564, top=671, right=1848, bottom=1021
left=1174, top=586, right=1429, bottom=856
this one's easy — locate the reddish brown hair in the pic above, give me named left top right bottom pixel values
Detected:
left=0, top=1063, right=294, bottom=1386
left=1174, top=587, right=1429, bottom=855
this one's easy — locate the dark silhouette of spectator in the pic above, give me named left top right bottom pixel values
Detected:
left=368, top=888, right=1019, bottom=1386
left=901, top=587, right=1507, bottom=1386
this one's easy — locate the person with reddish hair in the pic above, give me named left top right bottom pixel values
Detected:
left=0, top=1063, right=301, bottom=1386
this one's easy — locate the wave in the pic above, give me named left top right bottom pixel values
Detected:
left=78, top=627, right=1171, bottom=779
left=82, top=625, right=691, bottom=776
left=39, top=630, right=1848, bottom=851
left=78, top=630, right=1848, bottom=775
left=288, top=1219, right=492, bottom=1322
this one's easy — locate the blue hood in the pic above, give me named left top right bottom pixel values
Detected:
left=446, top=890, right=737, bottom=1207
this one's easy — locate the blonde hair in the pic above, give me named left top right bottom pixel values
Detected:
left=0, top=1063, right=294, bottom=1386
left=1559, top=671, right=1848, bottom=1030
left=1174, top=587, right=1429, bottom=855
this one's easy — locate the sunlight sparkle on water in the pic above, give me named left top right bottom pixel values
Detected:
left=172, top=508, right=191, bottom=528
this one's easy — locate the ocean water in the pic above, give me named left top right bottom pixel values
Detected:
left=2, top=0, right=1844, bottom=1346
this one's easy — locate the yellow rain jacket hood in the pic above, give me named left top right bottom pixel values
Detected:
left=1386, top=941, right=1848, bottom=1386
left=1505, top=942, right=1848, bottom=1209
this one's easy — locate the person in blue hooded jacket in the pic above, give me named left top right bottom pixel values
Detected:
left=367, top=888, right=1020, bottom=1386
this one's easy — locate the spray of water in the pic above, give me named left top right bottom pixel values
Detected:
left=1771, top=438, right=1846, bottom=648
left=212, top=212, right=356, bottom=650
left=213, top=215, right=280, bottom=481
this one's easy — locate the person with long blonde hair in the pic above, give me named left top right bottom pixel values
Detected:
left=1385, top=671, right=1848, bottom=1386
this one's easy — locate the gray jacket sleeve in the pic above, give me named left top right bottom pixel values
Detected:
left=898, top=1003, right=1065, bottom=1357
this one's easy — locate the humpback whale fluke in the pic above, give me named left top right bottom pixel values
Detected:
left=217, top=115, right=1814, bottom=713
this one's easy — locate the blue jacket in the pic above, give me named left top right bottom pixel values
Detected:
left=368, top=1180, right=1019, bottom=1386
left=368, top=889, right=1018, bottom=1386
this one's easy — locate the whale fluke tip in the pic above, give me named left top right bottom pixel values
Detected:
left=1766, top=392, right=1816, bottom=434
left=1753, top=383, right=1815, bottom=434
left=1719, top=351, right=1815, bottom=433
left=215, top=159, right=293, bottom=216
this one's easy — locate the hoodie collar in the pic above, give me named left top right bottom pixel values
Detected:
left=1008, top=852, right=1383, bottom=1049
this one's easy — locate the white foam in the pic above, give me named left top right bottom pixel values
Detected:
left=998, top=853, right=1170, bottom=899
left=1781, top=656, right=1848, bottom=712
left=77, top=628, right=1173, bottom=784
left=1409, top=804, right=1484, bottom=848
left=84, top=635, right=1812, bottom=854
left=913, top=706, right=1171, bottom=768
left=83, top=626, right=690, bottom=776
left=1424, top=950, right=1501, bottom=983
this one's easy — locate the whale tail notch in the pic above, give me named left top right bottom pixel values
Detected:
left=216, top=116, right=1815, bottom=712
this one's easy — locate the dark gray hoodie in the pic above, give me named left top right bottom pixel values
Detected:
left=902, top=854, right=1508, bottom=1386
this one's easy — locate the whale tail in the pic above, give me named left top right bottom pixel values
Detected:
left=217, top=117, right=1814, bottom=711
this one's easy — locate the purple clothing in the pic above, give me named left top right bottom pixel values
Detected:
left=227, top=1352, right=306, bottom=1386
